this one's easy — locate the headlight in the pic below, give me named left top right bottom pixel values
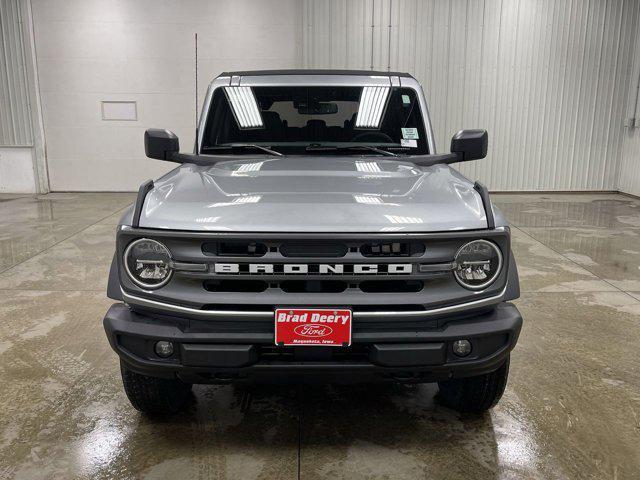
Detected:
left=124, top=238, right=173, bottom=289
left=454, top=240, right=503, bottom=290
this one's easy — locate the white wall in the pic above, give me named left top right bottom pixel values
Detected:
left=620, top=128, right=640, bottom=197
left=0, top=0, right=33, bottom=146
left=618, top=17, right=640, bottom=197
left=31, top=0, right=303, bottom=191
left=303, top=0, right=640, bottom=192
left=0, top=0, right=48, bottom=194
left=22, top=0, right=640, bottom=193
left=0, top=147, right=36, bottom=193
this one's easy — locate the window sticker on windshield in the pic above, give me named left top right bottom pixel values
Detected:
left=402, top=94, right=411, bottom=105
left=401, top=127, right=419, bottom=140
left=401, top=139, right=417, bottom=148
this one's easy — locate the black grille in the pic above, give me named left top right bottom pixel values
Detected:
left=280, top=242, right=348, bottom=257
left=120, top=228, right=510, bottom=316
left=280, top=280, right=348, bottom=293
left=202, top=241, right=267, bottom=257
left=360, top=241, right=425, bottom=257
left=204, top=279, right=268, bottom=293
left=201, top=280, right=423, bottom=293
left=359, top=280, right=423, bottom=293
left=204, top=240, right=427, bottom=258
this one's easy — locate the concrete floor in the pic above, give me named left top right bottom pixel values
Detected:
left=1, top=192, right=640, bottom=479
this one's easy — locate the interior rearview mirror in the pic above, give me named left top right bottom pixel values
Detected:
left=145, top=129, right=179, bottom=160
left=450, top=129, right=488, bottom=161
left=297, top=102, right=339, bottom=115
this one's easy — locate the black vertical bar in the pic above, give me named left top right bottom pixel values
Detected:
left=132, top=179, right=154, bottom=228
left=474, top=181, right=495, bottom=229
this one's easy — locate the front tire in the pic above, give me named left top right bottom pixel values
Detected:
left=437, top=356, right=510, bottom=413
left=120, top=362, right=192, bottom=415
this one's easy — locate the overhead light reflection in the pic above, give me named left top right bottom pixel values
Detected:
left=206, top=195, right=261, bottom=208
left=355, top=161, right=382, bottom=173
left=225, top=86, right=263, bottom=128
left=144, top=183, right=173, bottom=216
left=454, top=183, right=482, bottom=216
left=384, top=214, right=423, bottom=224
left=233, top=162, right=264, bottom=174
left=194, top=216, right=220, bottom=224
left=355, top=86, right=390, bottom=128
left=77, top=419, right=128, bottom=475
left=354, top=195, right=383, bottom=204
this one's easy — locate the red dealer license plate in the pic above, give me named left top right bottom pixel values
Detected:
left=275, top=308, right=352, bottom=346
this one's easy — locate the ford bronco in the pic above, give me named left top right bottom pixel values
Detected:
left=103, top=70, right=522, bottom=415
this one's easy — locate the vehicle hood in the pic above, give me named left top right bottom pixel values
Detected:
left=138, top=156, right=493, bottom=232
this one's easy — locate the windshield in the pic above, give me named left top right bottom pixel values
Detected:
left=201, top=86, right=429, bottom=155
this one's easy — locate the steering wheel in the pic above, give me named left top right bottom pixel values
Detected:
left=350, top=132, right=394, bottom=143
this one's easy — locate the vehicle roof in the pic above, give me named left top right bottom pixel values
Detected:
left=218, top=69, right=415, bottom=78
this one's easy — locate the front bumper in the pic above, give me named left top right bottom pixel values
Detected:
left=103, top=303, right=522, bottom=384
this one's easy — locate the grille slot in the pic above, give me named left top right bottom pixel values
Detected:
left=201, top=280, right=424, bottom=294
left=359, top=280, right=423, bottom=293
left=360, top=241, right=425, bottom=257
left=280, top=242, right=348, bottom=257
left=202, top=241, right=267, bottom=257
left=280, top=280, right=348, bottom=293
left=203, top=280, right=268, bottom=293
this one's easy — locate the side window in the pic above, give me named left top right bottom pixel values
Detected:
left=379, top=88, right=428, bottom=153
left=202, top=89, right=231, bottom=147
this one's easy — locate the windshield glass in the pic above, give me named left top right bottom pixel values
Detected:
left=201, top=86, right=429, bottom=155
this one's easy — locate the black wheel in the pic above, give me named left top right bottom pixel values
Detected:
left=120, top=361, right=192, bottom=415
left=437, top=356, right=510, bottom=413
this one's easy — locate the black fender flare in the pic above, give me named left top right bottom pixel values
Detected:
left=107, top=253, right=122, bottom=301
left=504, top=249, right=520, bottom=301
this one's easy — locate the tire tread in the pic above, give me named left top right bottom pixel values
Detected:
left=437, top=356, right=510, bottom=413
left=120, top=362, right=191, bottom=415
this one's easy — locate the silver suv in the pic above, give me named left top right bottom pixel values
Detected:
left=103, top=70, right=522, bottom=415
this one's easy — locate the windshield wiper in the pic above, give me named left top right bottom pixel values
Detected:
left=305, top=145, right=398, bottom=157
left=347, top=145, right=398, bottom=157
left=204, top=144, right=284, bottom=157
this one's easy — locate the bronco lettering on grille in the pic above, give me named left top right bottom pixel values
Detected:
left=213, top=263, right=412, bottom=275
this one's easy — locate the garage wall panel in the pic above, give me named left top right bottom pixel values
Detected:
left=31, top=0, right=303, bottom=191
left=619, top=15, right=640, bottom=198
left=0, top=0, right=33, bottom=146
left=303, top=0, right=640, bottom=191
left=621, top=127, right=640, bottom=197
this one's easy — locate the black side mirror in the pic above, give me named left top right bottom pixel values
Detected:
left=450, top=129, right=488, bottom=161
left=145, top=129, right=179, bottom=160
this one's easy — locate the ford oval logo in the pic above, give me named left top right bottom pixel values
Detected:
left=294, top=324, right=333, bottom=338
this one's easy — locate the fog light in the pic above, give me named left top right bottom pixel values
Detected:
left=155, top=340, right=174, bottom=358
left=452, top=339, right=472, bottom=357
